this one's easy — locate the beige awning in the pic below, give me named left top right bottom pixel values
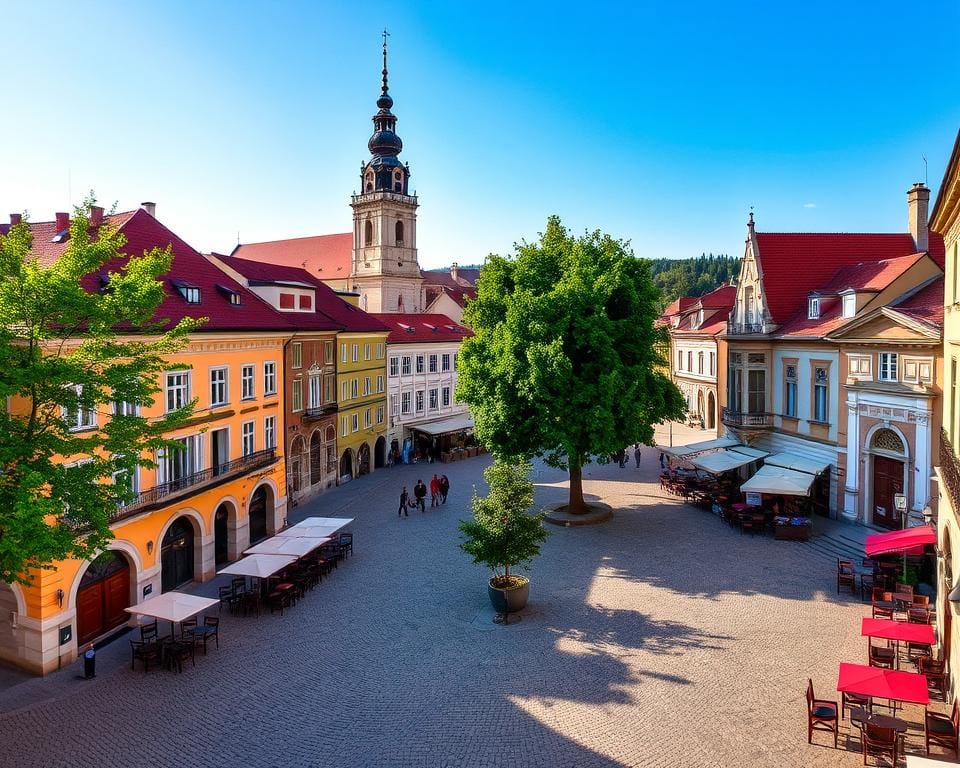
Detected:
left=693, top=447, right=768, bottom=474
left=730, top=446, right=769, bottom=460
left=661, top=436, right=739, bottom=459
left=411, top=414, right=475, bottom=436
left=765, top=452, right=831, bottom=475
left=217, top=554, right=298, bottom=579
left=740, top=465, right=815, bottom=497
left=125, top=591, right=219, bottom=623
left=244, top=536, right=330, bottom=557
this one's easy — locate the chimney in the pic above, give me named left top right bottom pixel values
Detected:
left=9, top=213, right=21, bottom=226
left=450, top=262, right=459, bottom=282
left=55, top=212, right=69, bottom=232
left=141, top=201, right=156, bottom=217
left=89, top=206, right=104, bottom=228
left=907, top=182, right=930, bottom=252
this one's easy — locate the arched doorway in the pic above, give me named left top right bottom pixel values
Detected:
left=870, top=428, right=907, bottom=530
left=358, top=443, right=371, bottom=476
left=249, top=486, right=269, bottom=545
left=309, top=431, right=323, bottom=486
left=696, top=391, right=705, bottom=428
left=214, top=502, right=232, bottom=565
left=707, top=391, right=716, bottom=430
left=340, top=449, right=353, bottom=481
left=161, top=518, right=195, bottom=592
left=375, top=436, right=386, bottom=469
left=289, top=436, right=304, bottom=496
left=76, top=550, right=131, bottom=645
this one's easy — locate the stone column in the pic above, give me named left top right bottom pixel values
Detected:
left=914, top=410, right=932, bottom=514
left=843, top=394, right=860, bottom=521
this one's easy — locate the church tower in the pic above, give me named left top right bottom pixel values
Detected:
left=350, top=33, right=423, bottom=313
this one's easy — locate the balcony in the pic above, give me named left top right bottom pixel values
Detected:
left=726, top=321, right=766, bottom=335
left=110, top=448, right=278, bottom=523
left=939, top=429, right=960, bottom=515
left=303, top=403, right=338, bottom=420
left=721, top=408, right=775, bottom=430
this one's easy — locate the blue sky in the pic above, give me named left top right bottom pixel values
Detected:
left=1, top=1, right=958, bottom=269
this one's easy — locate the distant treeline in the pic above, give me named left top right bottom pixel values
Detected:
left=646, top=253, right=739, bottom=309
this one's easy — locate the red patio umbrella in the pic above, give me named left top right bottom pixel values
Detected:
left=836, top=662, right=929, bottom=705
left=864, top=525, right=936, bottom=558
left=861, top=618, right=935, bottom=645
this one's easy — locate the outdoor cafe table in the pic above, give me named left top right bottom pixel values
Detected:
left=244, top=536, right=330, bottom=558
left=837, top=662, right=930, bottom=710
left=217, top=553, right=298, bottom=579
left=125, top=591, right=219, bottom=638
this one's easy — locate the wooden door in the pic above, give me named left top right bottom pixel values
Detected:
left=873, top=455, right=904, bottom=530
left=103, top=570, right=129, bottom=629
left=76, top=583, right=104, bottom=646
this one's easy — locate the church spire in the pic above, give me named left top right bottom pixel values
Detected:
left=362, top=29, right=409, bottom=195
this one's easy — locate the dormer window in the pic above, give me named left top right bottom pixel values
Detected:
left=842, top=292, right=855, bottom=318
left=808, top=296, right=820, bottom=319
left=172, top=280, right=201, bottom=304
left=216, top=284, right=242, bottom=306
left=697, top=309, right=704, bottom=327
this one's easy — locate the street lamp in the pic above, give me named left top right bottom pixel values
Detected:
left=893, top=493, right=908, bottom=578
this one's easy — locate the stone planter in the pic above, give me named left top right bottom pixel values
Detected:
left=487, top=575, right=529, bottom=613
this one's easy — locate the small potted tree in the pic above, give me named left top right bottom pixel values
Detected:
left=459, top=458, right=549, bottom=613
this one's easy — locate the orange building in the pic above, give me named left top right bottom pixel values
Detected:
left=0, top=205, right=292, bottom=674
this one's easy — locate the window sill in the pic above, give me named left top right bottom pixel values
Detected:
left=68, top=426, right=98, bottom=433
left=808, top=419, right=831, bottom=427
left=241, top=397, right=256, bottom=402
left=781, top=415, right=799, bottom=423
left=210, top=402, right=229, bottom=409
left=264, top=391, right=277, bottom=398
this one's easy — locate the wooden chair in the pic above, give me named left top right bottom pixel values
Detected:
left=872, top=600, right=894, bottom=621
left=908, top=607, right=931, bottom=624
left=338, top=532, right=353, bottom=558
left=129, top=639, right=159, bottom=672
left=859, top=572, right=876, bottom=602
left=179, top=617, right=197, bottom=640
left=861, top=722, right=899, bottom=766
left=868, top=642, right=895, bottom=669
left=196, top=616, right=219, bottom=654
left=913, top=594, right=931, bottom=608
left=895, top=582, right=913, bottom=596
left=925, top=700, right=959, bottom=758
left=842, top=690, right=871, bottom=718
left=140, top=620, right=158, bottom=643
left=806, top=679, right=838, bottom=747
left=918, top=656, right=949, bottom=702
left=837, top=559, right=857, bottom=595
left=164, top=640, right=195, bottom=673
left=218, top=585, right=235, bottom=614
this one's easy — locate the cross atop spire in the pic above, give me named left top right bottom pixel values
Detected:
left=381, top=28, right=390, bottom=97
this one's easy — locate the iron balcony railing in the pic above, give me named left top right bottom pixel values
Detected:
left=111, top=448, right=277, bottom=523
left=726, top=321, right=766, bottom=335
left=721, top=408, right=775, bottom=428
left=304, top=403, right=338, bottom=419
left=939, top=428, right=960, bottom=513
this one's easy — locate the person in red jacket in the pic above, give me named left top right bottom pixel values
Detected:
left=430, top=474, right=441, bottom=508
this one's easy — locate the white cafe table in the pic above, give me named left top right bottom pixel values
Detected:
left=125, top=591, right=219, bottom=636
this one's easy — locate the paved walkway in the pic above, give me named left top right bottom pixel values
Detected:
left=0, top=433, right=946, bottom=767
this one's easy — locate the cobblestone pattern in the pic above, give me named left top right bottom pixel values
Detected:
left=0, top=426, right=942, bottom=766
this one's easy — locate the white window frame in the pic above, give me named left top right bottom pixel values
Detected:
left=165, top=371, right=191, bottom=413
left=429, top=388, right=438, bottom=410
left=291, top=378, right=303, bottom=412
left=376, top=375, right=384, bottom=393
left=442, top=387, right=451, bottom=407
left=241, top=364, right=255, bottom=400
left=376, top=343, right=384, bottom=359
left=63, top=384, right=97, bottom=431
left=341, top=343, right=348, bottom=363
left=210, top=367, right=228, bottom=407
left=352, top=344, right=359, bottom=362
left=351, top=379, right=359, bottom=398
left=264, top=415, right=276, bottom=450
left=808, top=296, right=820, bottom=320
left=415, top=390, right=424, bottom=412
left=416, top=355, right=425, bottom=374
left=377, top=405, right=384, bottom=423
left=390, top=394, right=399, bottom=415
left=389, top=357, right=399, bottom=377
left=429, top=354, right=438, bottom=373
left=264, top=361, right=277, bottom=395
left=364, top=409, right=372, bottom=428
left=842, top=293, right=856, bottom=319
left=401, top=356, right=411, bottom=375
left=879, top=352, right=899, bottom=382
left=401, top=391, right=411, bottom=414
left=351, top=413, right=359, bottom=432
left=292, top=342, right=303, bottom=369
left=363, top=377, right=371, bottom=396
left=241, top=420, right=256, bottom=456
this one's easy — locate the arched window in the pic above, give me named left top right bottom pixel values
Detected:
left=872, top=428, right=905, bottom=455
left=395, top=220, right=404, bottom=245
left=364, top=220, right=373, bottom=246
left=365, top=171, right=374, bottom=193
left=393, top=170, right=403, bottom=193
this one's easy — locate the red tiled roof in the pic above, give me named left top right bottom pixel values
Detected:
left=372, top=313, right=473, bottom=344
left=5, top=211, right=137, bottom=267
left=755, top=232, right=945, bottom=323
left=697, top=284, right=737, bottom=309
left=894, top=277, right=944, bottom=329
left=231, top=233, right=353, bottom=282
left=775, top=297, right=847, bottom=338
left=818, top=254, right=924, bottom=294
left=209, top=253, right=389, bottom=334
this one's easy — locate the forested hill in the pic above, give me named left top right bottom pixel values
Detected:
left=646, top=253, right=739, bottom=309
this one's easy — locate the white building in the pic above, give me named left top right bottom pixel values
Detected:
left=373, top=313, right=473, bottom=461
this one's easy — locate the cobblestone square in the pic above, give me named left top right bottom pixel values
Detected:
left=0, top=426, right=940, bottom=767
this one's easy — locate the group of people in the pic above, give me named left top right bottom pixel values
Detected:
left=398, top=474, right=451, bottom=516
left=613, top=444, right=644, bottom=468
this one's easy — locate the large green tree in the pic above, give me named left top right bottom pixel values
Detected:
left=0, top=200, right=200, bottom=585
left=456, top=216, right=685, bottom=514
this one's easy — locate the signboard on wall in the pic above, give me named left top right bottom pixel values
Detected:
left=59, top=625, right=72, bottom=646
left=746, top=492, right=762, bottom=507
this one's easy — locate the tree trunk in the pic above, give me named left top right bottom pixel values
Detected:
left=567, top=460, right=588, bottom=514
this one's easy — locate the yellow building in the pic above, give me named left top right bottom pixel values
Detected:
left=931, top=129, right=960, bottom=698
left=0, top=206, right=289, bottom=674
left=335, top=327, right=390, bottom=478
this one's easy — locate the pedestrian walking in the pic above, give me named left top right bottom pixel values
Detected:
left=430, top=474, right=440, bottom=507
left=634, top=444, right=642, bottom=468
left=83, top=643, right=96, bottom=679
left=398, top=486, right=409, bottom=517
left=659, top=451, right=667, bottom=470
left=439, top=474, right=450, bottom=503
left=414, top=479, right=427, bottom=513
left=617, top=447, right=626, bottom=468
